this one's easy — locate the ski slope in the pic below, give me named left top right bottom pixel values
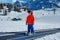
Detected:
left=0, top=8, right=60, bottom=32
left=5, top=28, right=60, bottom=40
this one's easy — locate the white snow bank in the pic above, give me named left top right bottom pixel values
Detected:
left=0, top=8, right=60, bottom=32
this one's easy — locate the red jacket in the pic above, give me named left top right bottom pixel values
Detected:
left=26, top=15, right=34, bottom=25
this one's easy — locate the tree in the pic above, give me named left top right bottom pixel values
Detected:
left=0, top=3, right=4, bottom=12
left=14, top=5, right=20, bottom=12
left=14, top=0, right=21, bottom=12
left=7, top=3, right=13, bottom=12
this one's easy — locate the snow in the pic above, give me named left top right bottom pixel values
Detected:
left=33, top=8, right=60, bottom=30
left=57, top=2, right=60, bottom=6
left=0, top=33, right=15, bottom=36
left=0, top=10, right=28, bottom=32
left=0, top=8, right=60, bottom=32
left=35, top=32, right=60, bottom=40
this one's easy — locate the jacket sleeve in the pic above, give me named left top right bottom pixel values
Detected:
left=32, top=16, right=35, bottom=24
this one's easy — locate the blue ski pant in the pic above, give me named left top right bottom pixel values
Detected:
left=28, top=24, right=34, bottom=33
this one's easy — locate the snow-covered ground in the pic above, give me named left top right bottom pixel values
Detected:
left=57, top=2, right=60, bottom=6
left=35, top=32, right=60, bottom=40
left=0, top=8, right=60, bottom=32
left=0, top=33, right=15, bottom=36
left=33, top=8, right=60, bottom=30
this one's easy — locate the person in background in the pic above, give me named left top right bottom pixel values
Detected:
left=26, top=10, right=35, bottom=35
left=3, top=6, right=8, bottom=15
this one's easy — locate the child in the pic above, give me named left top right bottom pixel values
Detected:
left=26, top=10, right=35, bottom=35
